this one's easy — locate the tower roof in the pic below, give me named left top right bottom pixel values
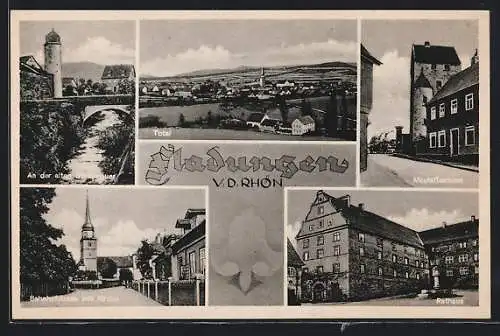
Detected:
left=412, top=43, right=461, bottom=65
left=45, top=29, right=61, bottom=44
left=414, top=69, right=433, bottom=88
left=82, top=191, right=94, bottom=231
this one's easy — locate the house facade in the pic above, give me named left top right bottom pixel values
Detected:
left=420, top=217, right=479, bottom=290
left=425, top=58, right=479, bottom=164
left=20, top=55, right=54, bottom=100
left=360, top=44, right=382, bottom=172
left=295, top=191, right=429, bottom=302
left=292, top=116, right=315, bottom=135
left=101, top=64, right=136, bottom=94
left=287, top=239, right=305, bottom=305
left=171, top=209, right=206, bottom=281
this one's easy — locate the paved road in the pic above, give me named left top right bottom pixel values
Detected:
left=361, top=154, right=478, bottom=188
left=21, top=286, right=162, bottom=307
left=302, top=290, right=479, bottom=306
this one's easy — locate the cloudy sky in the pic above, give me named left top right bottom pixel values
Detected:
left=287, top=189, right=478, bottom=246
left=362, top=20, right=478, bottom=140
left=140, top=20, right=357, bottom=77
left=20, top=21, right=135, bottom=66
left=42, top=188, right=205, bottom=262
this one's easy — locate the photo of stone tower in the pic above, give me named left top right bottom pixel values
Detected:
left=79, top=191, right=98, bottom=272
left=409, top=41, right=461, bottom=151
left=44, top=28, right=63, bottom=98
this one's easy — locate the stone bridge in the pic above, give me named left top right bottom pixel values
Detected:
left=82, top=104, right=132, bottom=124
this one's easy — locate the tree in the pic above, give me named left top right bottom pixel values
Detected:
left=323, top=92, right=338, bottom=137
left=119, top=268, right=134, bottom=282
left=98, top=257, right=118, bottom=279
left=277, top=95, right=288, bottom=123
left=207, top=110, right=214, bottom=127
left=178, top=113, right=186, bottom=127
left=300, top=99, right=312, bottom=117
left=20, top=188, right=77, bottom=297
left=136, top=240, right=154, bottom=279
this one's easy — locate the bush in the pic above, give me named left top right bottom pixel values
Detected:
left=139, top=115, right=167, bottom=128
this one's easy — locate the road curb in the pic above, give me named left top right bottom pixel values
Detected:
left=391, top=153, right=479, bottom=173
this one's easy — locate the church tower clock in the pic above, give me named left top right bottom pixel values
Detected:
left=79, top=190, right=98, bottom=272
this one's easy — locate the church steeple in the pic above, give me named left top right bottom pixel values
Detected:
left=82, top=190, right=94, bottom=231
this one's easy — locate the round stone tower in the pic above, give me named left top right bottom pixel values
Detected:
left=411, top=69, right=433, bottom=142
left=44, top=29, right=63, bottom=98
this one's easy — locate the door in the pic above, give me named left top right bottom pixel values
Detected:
left=450, top=129, right=459, bottom=156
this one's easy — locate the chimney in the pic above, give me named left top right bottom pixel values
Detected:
left=424, top=41, right=430, bottom=47
left=345, top=195, right=351, bottom=207
left=442, top=221, right=447, bottom=228
left=358, top=203, right=365, bottom=211
left=470, top=49, right=479, bottom=66
left=471, top=215, right=476, bottom=222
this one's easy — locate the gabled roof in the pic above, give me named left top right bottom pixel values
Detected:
left=247, top=112, right=265, bottom=123
left=428, top=62, right=479, bottom=104
left=361, top=44, right=382, bottom=65
left=171, top=220, right=205, bottom=254
left=101, top=64, right=135, bottom=80
left=419, top=219, right=479, bottom=245
left=184, top=208, right=205, bottom=219
left=297, top=115, right=315, bottom=125
left=287, top=239, right=304, bottom=267
left=261, top=118, right=279, bottom=127
left=175, top=218, right=192, bottom=229
left=20, top=55, right=47, bottom=75
left=414, top=69, right=433, bottom=89
left=412, top=43, right=461, bottom=65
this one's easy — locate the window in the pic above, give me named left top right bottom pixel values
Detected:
left=459, top=241, right=468, bottom=249
left=303, top=239, right=309, bottom=249
left=318, top=206, right=324, bottom=215
left=189, top=251, right=196, bottom=277
left=446, top=269, right=454, bottom=277
left=423, top=95, right=428, bottom=104
left=378, top=267, right=383, bottom=276
left=360, top=264, right=365, bottom=274
left=438, top=130, right=446, bottom=148
left=377, top=251, right=382, bottom=260
left=465, top=126, right=475, bottom=146
left=319, top=220, right=324, bottom=228
left=317, top=235, right=324, bottom=246
left=376, top=238, right=383, bottom=247
left=199, top=247, right=206, bottom=275
left=333, top=263, right=341, bottom=273
left=316, top=266, right=323, bottom=274
left=328, top=220, right=333, bottom=226
left=415, top=260, right=420, bottom=268
left=430, top=106, right=437, bottom=120
left=458, top=254, right=469, bottom=263
left=472, top=239, right=478, bottom=247
left=445, top=64, right=450, bottom=71
left=391, top=243, right=396, bottom=251
left=303, top=267, right=309, bottom=273
left=416, top=273, right=421, bottom=280
left=309, top=224, right=314, bottom=231
left=451, top=99, right=458, bottom=114
left=333, top=246, right=340, bottom=256
left=474, top=253, right=479, bottom=261
left=460, top=267, right=469, bottom=275
left=436, top=80, right=442, bottom=90
left=392, top=254, right=397, bottom=263
left=465, top=93, right=474, bottom=110
left=360, top=247, right=365, bottom=257
left=405, top=272, right=409, bottom=279
left=316, top=249, right=324, bottom=259
left=439, top=103, right=445, bottom=118
left=303, top=252, right=309, bottom=261
left=393, top=269, right=397, bottom=277
left=403, top=257, right=408, bottom=265
left=333, top=232, right=340, bottom=242
left=445, top=256, right=454, bottom=264
left=475, top=266, right=479, bottom=274
left=429, top=132, right=437, bottom=148
left=431, top=64, right=437, bottom=70
left=288, top=267, right=295, bottom=277
left=358, top=233, right=365, bottom=243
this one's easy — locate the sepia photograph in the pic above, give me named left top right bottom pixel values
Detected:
left=19, top=21, right=136, bottom=184
left=360, top=20, right=479, bottom=188
left=138, top=20, right=357, bottom=141
left=286, top=189, right=479, bottom=306
left=19, top=187, right=207, bottom=307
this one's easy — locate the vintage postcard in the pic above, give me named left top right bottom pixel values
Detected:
left=9, top=10, right=490, bottom=320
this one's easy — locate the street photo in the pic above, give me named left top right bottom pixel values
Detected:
left=19, top=21, right=136, bottom=184
left=19, top=187, right=207, bottom=307
left=286, top=189, right=479, bottom=306
left=138, top=20, right=357, bottom=141
left=360, top=20, right=479, bottom=188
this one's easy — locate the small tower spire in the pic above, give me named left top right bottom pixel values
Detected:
left=83, top=189, right=93, bottom=230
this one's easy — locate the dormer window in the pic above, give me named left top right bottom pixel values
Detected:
left=318, top=206, right=324, bottom=215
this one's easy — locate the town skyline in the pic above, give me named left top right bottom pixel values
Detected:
left=42, top=188, right=206, bottom=261
left=362, top=20, right=478, bottom=140
left=287, top=190, right=479, bottom=247
left=140, top=20, right=357, bottom=77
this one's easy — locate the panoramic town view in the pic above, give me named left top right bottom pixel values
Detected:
left=360, top=20, right=479, bottom=188
left=19, top=21, right=136, bottom=184
left=20, top=188, right=207, bottom=307
left=287, top=189, right=479, bottom=306
left=138, top=20, right=357, bottom=141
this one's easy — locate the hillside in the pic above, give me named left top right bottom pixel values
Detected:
left=61, top=62, right=105, bottom=83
